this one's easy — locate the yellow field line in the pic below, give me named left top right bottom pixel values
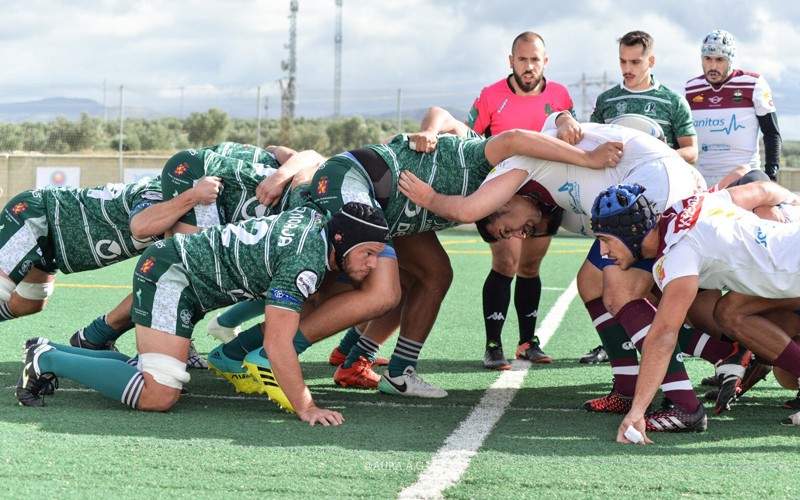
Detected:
left=55, top=283, right=130, bottom=289
left=446, top=249, right=588, bottom=255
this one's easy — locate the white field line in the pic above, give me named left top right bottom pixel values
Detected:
left=397, top=278, right=578, bottom=500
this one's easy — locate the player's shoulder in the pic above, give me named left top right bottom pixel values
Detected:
left=480, top=78, right=514, bottom=97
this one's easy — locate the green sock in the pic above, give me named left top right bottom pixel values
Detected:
left=293, top=329, right=311, bottom=356
left=48, top=341, right=131, bottom=361
left=83, top=315, right=133, bottom=345
left=336, top=326, right=362, bottom=355
left=38, top=347, right=140, bottom=403
left=217, top=301, right=266, bottom=328
left=223, top=325, right=310, bottom=360
left=222, top=324, right=263, bottom=360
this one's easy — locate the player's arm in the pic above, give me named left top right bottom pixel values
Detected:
left=484, top=126, right=622, bottom=169
left=405, top=106, right=472, bottom=153
left=554, top=110, right=583, bottom=145
left=726, top=180, right=800, bottom=210
left=617, top=275, right=699, bottom=444
left=265, top=145, right=298, bottom=165
left=129, top=176, right=221, bottom=239
left=263, top=305, right=344, bottom=426
left=256, top=150, right=326, bottom=207
left=399, top=168, right=528, bottom=223
left=675, top=135, right=698, bottom=164
left=757, top=112, right=782, bottom=181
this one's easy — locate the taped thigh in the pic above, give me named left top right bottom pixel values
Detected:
left=138, top=352, right=191, bottom=390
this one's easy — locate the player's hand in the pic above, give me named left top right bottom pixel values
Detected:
left=192, top=176, right=222, bottom=204
left=297, top=405, right=345, bottom=427
left=398, top=170, right=435, bottom=208
left=406, top=131, right=438, bottom=153
left=256, top=174, right=289, bottom=207
left=616, top=413, right=652, bottom=445
left=555, top=115, right=583, bottom=145
left=587, top=142, right=623, bottom=168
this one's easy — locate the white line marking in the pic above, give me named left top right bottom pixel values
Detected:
left=398, top=278, right=578, bottom=500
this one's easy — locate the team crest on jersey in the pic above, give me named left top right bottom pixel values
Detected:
left=173, top=162, right=189, bottom=176
left=11, top=202, right=28, bottom=215
left=295, top=270, right=319, bottom=298
left=20, top=260, right=33, bottom=275
left=179, top=309, right=193, bottom=329
left=709, top=96, right=723, bottom=105
left=733, top=90, right=743, bottom=103
left=139, top=256, right=156, bottom=274
left=655, top=259, right=666, bottom=286
left=692, top=95, right=704, bottom=103
left=317, top=176, right=328, bottom=195
left=615, top=102, right=627, bottom=114
left=644, top=102, right=656, bottom=114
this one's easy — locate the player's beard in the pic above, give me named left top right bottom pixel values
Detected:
left=342, top=258, right=369, bottom=286
left=512, top=69, right=542, bottom=93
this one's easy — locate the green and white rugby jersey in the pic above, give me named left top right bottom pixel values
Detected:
left=162, top=148, right=294, bottom=227
left=42, top=176, right=163, bottom=274
left=366, top=131, right=491, bottom=236
left=205, top=141, right=280, bottom=166
left=590, top=76, right=696, bottom=150
left=173, top=207, right=329, bottom=313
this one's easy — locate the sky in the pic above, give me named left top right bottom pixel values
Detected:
left=2, top=0, right=800, bottom=138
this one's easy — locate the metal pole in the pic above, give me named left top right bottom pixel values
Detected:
left=396, top=88, right=402, bottom=134
left=255, top=86, right=262, bottom=148
left=118, top=85, right=124, bottom=182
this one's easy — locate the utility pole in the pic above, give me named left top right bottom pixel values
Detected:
left=568, top=72, right=608, bottom=120
left=280, top=0, right=298, bottom=145
left=334, top=0, right=342, bottom=117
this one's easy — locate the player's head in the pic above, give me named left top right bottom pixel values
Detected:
left=617, top=30, right=655, bottom=91
left=509, top=31, right=548, bottom=94
left=476, top=195, right=558, bottom=243
left=591, top=183, right=658, bottom=263
left=327, top=202, right=389, bottom=281
left=701, top=29, right=736, bottom=83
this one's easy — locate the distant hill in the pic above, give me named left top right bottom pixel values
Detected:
left=0, top=96, right=467, bottom=124
left=0, top=97, right=164, bottom=122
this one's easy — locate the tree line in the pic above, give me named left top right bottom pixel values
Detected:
left=1, top=109, right=797, bottom=168
left=0, top=110, right=421, bottom=158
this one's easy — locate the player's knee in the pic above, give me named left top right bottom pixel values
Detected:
left=137, top=352, right=190, bottom=411
left=15, top=281, right=55, bottom=302
left=712, top=298, right=744, bottom=336
left=0, top=277, right=15, bottom=304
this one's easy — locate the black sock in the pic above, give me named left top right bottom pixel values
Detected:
left=515, top=276, right=542, bottom=345
left=483, top=269, right=512, bottom=348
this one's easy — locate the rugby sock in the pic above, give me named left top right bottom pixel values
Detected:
left=773, top=340, right=800, bottom=378
left=37, top=347, right=143, bottom=407
left=617, top=299, right=699, bottom=413
left=677, top=325, right=736, bottom=364
left=343, top=335, right=380, bottom=368
left=515, top=276, right=541, bottom=345
left=585, top=298, right=638, bottom=396
left=483, top=270, right=512, bottom=348
left=82, top=315, right=133, bottom=345
left=46, top=341, right=131, bottom=361
left=0, top=303, right=17, bottom=321
left=336, top=326, right=363, bottom=357
left=217, top=300, right=266, bottom=328
left=222, top=324, right=310, bottom=361
left=222, top=324, right=263, bottom=360
left=387, top=336, right=423, bottom=377
left=292, top=329, right=311, bottom=356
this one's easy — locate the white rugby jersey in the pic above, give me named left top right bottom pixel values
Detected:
left=685, top=70, right=777, bottom=178
left=653, top=190, right=800, bottom=298
left=484, top=117, right=704, bottom=235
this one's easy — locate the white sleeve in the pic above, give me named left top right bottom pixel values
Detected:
left=653, top=244, right=702, bottom=291
left=753, top=75, right=777, bottom=116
